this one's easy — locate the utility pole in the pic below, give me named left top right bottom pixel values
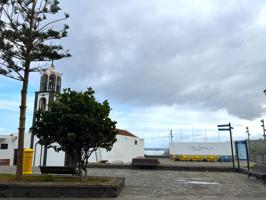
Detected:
left=246, top=127, right=250, bottom=140
left=180, top=128, right=182, bottom=143
left=204, top=127, right=207, bottom=142
left=169, top=130, right=173, bottom=143
left=246, top=126, right=251, bottom=153
left=217, top=130, right=220, bottom=142
left=192, top=128, right=194, bottom=143
left=260, top=119, right=266, bottom=139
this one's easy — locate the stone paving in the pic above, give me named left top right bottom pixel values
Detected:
left=87, top=168, right=266, bottom=199
left=0, top=167, right=265, bottom=200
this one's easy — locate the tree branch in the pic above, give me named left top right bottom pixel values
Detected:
left=1, top=73, right=23, bottom=81
left=38, top=17, right=67, bottom=32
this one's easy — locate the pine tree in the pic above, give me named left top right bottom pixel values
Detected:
left=0, top=0, right=70, bottom=179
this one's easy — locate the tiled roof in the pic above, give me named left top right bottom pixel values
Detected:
left=117, top=129, right=138, bottom=138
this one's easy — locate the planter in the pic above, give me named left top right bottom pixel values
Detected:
left=0, top=177, right=125, bottom=198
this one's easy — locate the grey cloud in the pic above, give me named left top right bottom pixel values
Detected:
left=57, top=0, right=266, bottom=120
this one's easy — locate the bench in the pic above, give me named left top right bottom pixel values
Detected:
left=132, top=158, right=160, bottom=169
left=40, top=166, right=76, bottom=175
left=248, top=164, right=266, bottom=184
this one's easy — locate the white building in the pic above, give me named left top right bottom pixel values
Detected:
left=0, top=134, right=18, bottom=166
left=34, top=128, right=144, bottom=166
left=89, top=129, right=144, bottom=164
left=0, top=133, right=35, bottom=166
left=0, top=129, right=144, bottom=166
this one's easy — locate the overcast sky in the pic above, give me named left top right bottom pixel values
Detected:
left=1, top=0, right=266, bottom=147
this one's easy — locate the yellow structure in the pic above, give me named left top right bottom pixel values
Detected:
left=179, top=155, right=192, bottom=161
left=192, top=155, right=205, bottom=161
left=23, top=148, right=34, bottom=175
left=172, top=154, right=220, bottom=162
left=206, top=155, right=219, bottom=162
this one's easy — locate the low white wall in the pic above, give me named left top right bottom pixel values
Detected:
left=169, top=142, right=234, bottom=156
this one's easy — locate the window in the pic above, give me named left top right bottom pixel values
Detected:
left=39, top=97, right=47, bottom=111
left=1, top=143, right=8, bottom=149
left=135, top=140, right=138, bottom=145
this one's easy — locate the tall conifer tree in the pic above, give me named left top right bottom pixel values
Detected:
left=0, top=0, right=70, bottom=179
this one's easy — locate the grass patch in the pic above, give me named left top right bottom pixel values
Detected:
left=0, top=173, right=113, bottom=184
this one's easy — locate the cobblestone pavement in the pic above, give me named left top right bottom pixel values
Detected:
left=1, top=167, right=265, bottom=200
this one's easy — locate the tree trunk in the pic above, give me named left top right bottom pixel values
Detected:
left=16, top=0, right=36, bottom=180
left=16, top=66, right=30, bottom=180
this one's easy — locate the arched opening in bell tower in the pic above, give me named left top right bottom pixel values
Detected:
left=40, top=74, right=48, bottom=91
left=48, top=74, right=56, bottom=91
left=56, top=76, right=61, bottom=92
left=39, top=97, right=47, bottom=111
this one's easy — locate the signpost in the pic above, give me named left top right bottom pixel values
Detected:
left=217, top=123, right=235, bottom=169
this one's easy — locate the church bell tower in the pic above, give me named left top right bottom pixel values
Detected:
left=30, top=64, right=62, bottom=165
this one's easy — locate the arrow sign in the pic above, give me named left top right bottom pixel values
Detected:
left=218, top=128, right=231, bottom=131
left=217, top=124, right=230, bottom=127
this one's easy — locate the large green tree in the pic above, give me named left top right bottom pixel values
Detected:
left=0, top=0, right=70, bottom=179
left=32, top=88, right=118, bottom=179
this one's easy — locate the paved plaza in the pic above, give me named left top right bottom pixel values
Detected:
left=0, top=167, right=265, bottom=200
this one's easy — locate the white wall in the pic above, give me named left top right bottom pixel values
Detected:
left=89, top=135, right=145, bottom=163
left=33, top=142, right=65, bottom=166
left=169, top=142, right=234, bottom=156
left=0, top=135, right=17, bottom=165
left=46, top=147, right=65, bottom=166
left=0, top=134, right=65, bottom=166
left=1, top=133, right=145, bottom=166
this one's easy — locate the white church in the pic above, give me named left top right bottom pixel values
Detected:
left=0, top=65, right=144, bottom=166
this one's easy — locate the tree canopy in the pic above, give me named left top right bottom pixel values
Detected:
left=0, top=0, right=70, bottom=80
left=32, top=88, right=118, bottom=178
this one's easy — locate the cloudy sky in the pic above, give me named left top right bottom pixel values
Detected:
left=1, top=0, right=266, bottom=147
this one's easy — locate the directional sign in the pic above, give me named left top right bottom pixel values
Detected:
left=218, top=127, right=233, bottom=131
left=218, top=128, right=231, bottom=131
left=217, top=124, right=230, bottom=127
